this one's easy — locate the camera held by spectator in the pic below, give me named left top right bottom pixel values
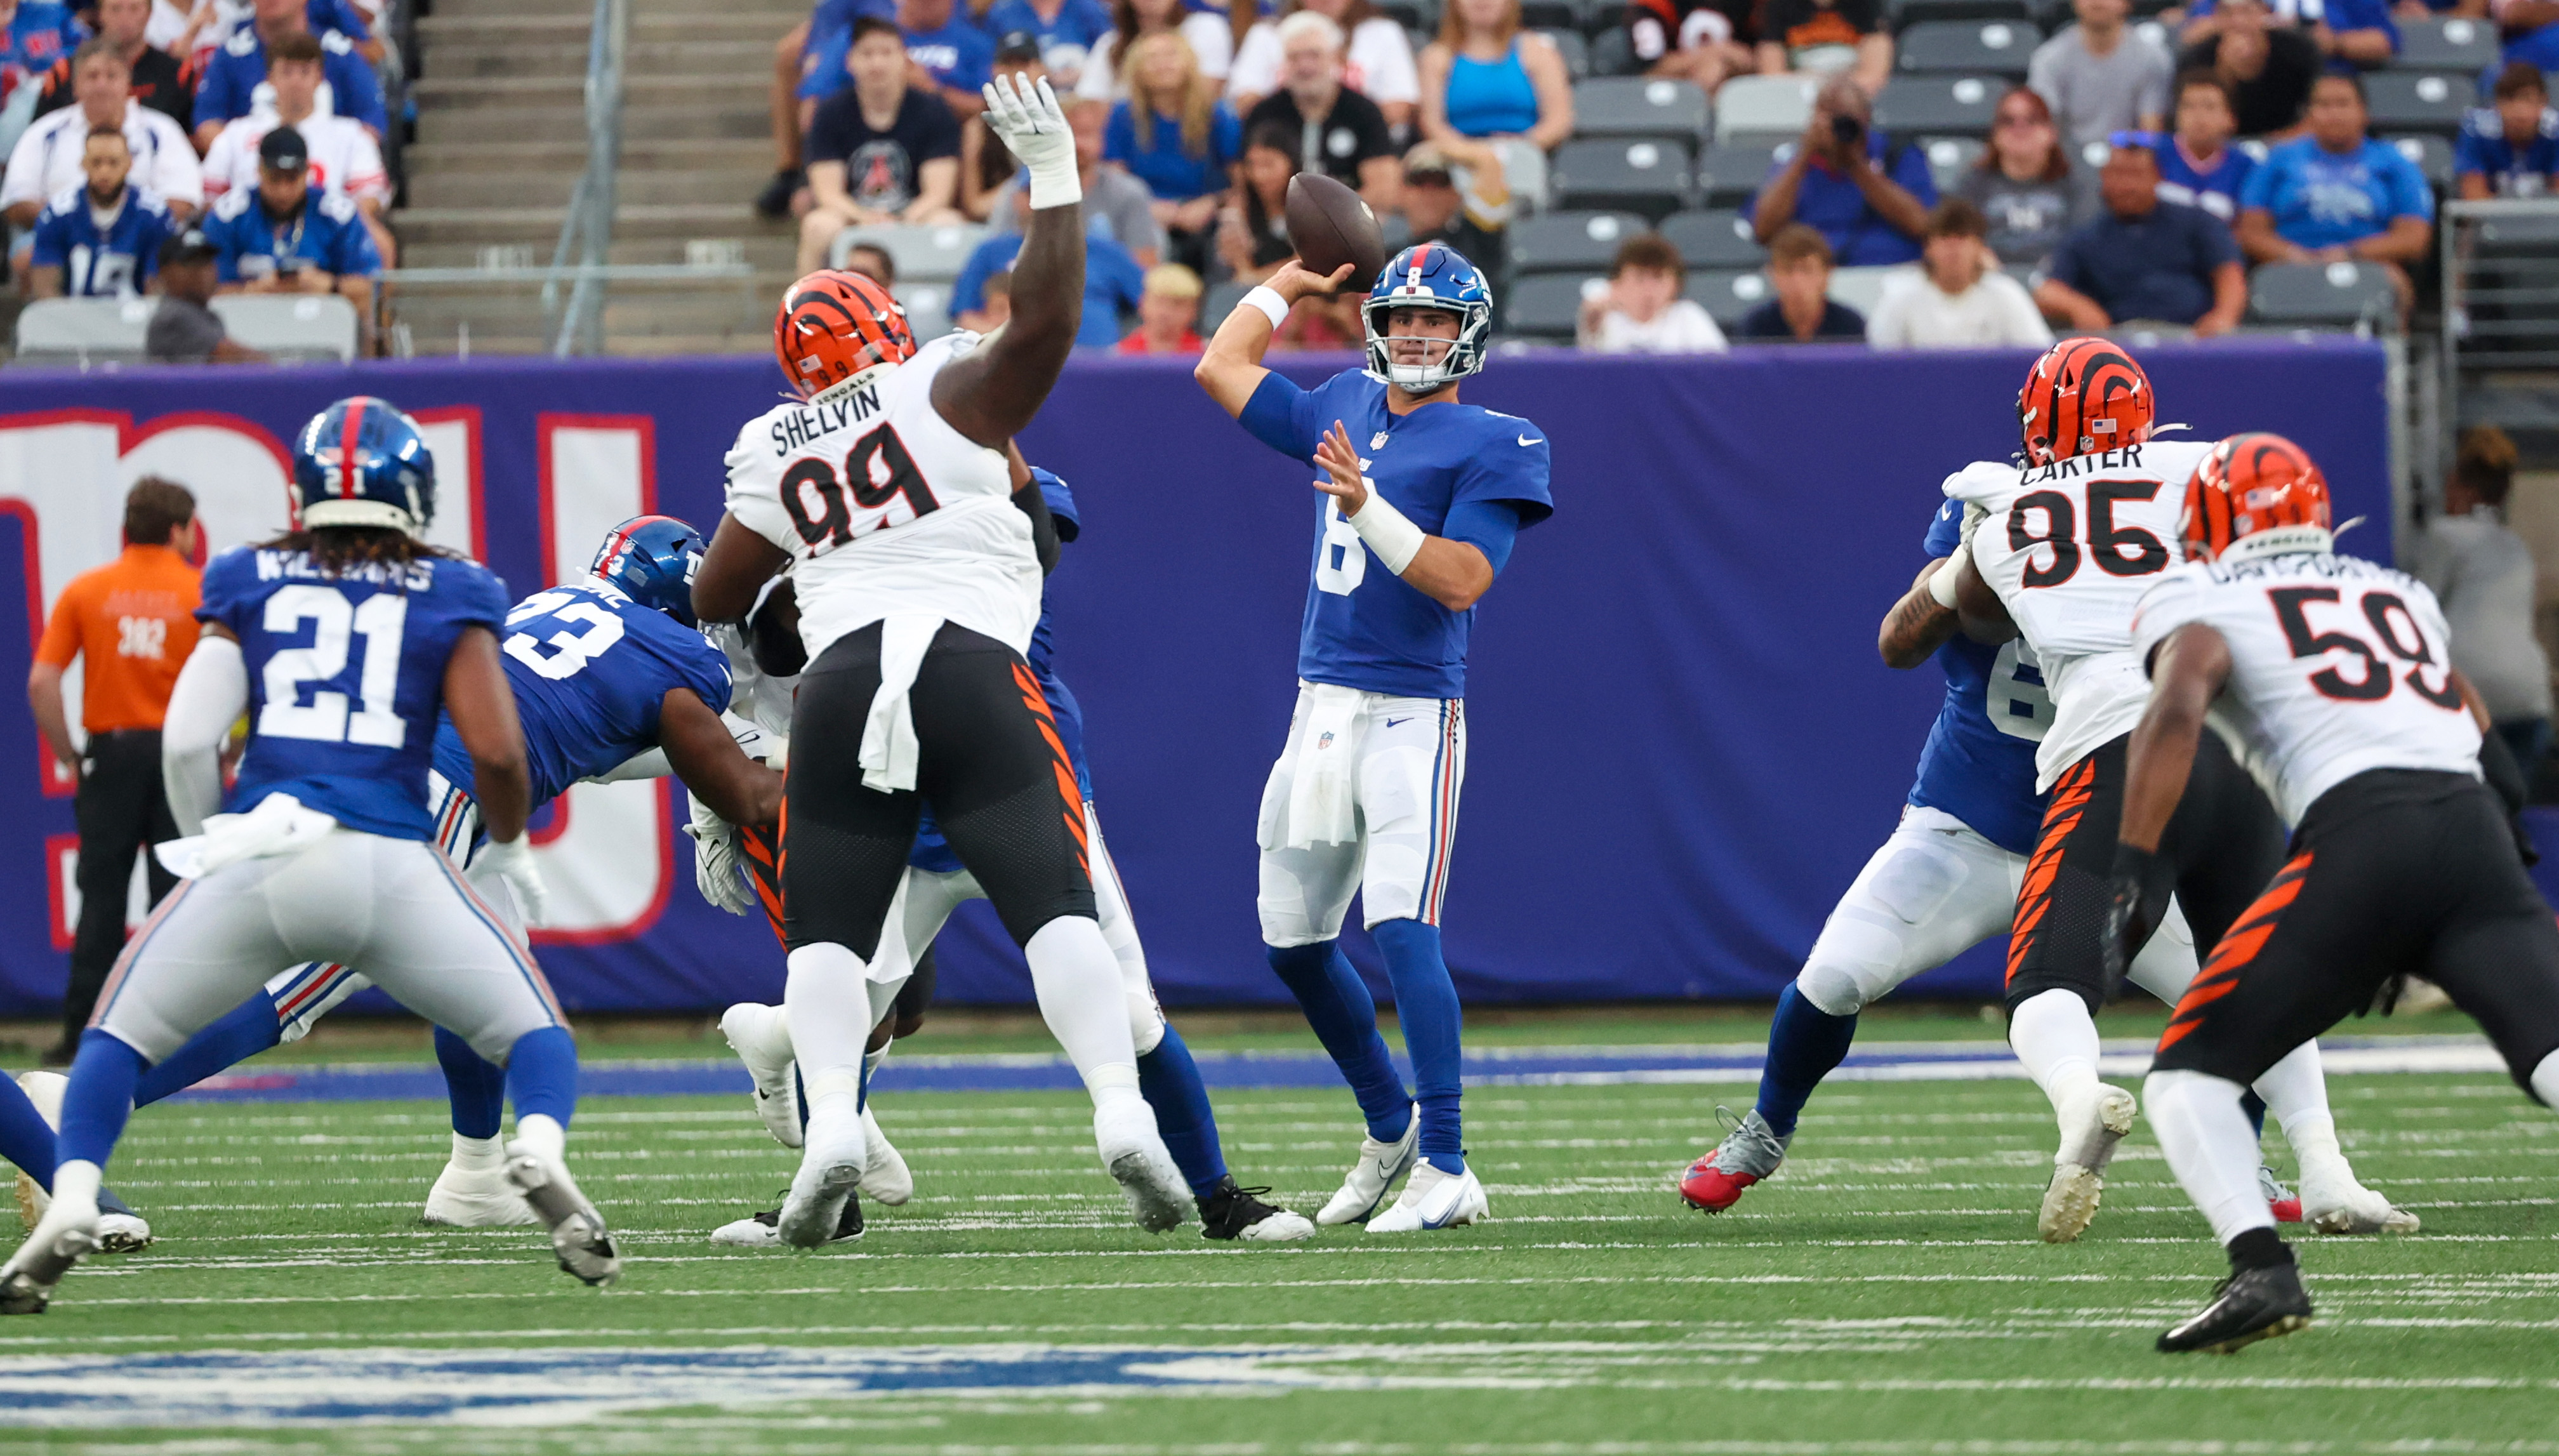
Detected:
left=1749, top=75, right=1938, bottom=267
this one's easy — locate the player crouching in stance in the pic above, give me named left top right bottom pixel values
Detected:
left=693, top=73, right=1191, bottom=1247
left=2119, top=437, right=2559, bottom=1353
left=1, top=399, right=619, bottom=1313
left=1194, top=245, right=1554, bottom=1232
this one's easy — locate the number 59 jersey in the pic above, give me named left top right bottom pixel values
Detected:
left=1945, top=440, right=2214, bottom=790
left=2132, top=552, right=2482, bottom=825
left=197, top=545, right=513, bottom=842
left=722, top=332, right=1040, bottom=665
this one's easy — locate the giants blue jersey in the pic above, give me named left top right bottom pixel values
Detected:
left=1906, top=500, right=2051, bottom=856
left=430, top=579, right=735, bottom=809
left=28, top=185, right=173, bottom=298
left=1239, top=369, right=1555, bottom=700
left=198, top=545, right=511, bottom=842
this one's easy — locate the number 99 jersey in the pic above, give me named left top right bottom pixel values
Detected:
left=1944, top=440, right=2214, bottom=790
left=198, top=544, right=513, bottom=842
left=721, top=331, right=1040, bottom=665
left=2131, top=552, right=2482, bottom=825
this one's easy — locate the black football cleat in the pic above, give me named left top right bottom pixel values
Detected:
left=711, top=1190, right=864, bottom=1247
left=1196, top=1177, right=1314, bottom=1242
left=2157, top=1262, right=2314, bottom=1354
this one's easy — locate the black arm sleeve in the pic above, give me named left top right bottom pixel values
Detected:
left=1012, top=482, right=1061, bottom=576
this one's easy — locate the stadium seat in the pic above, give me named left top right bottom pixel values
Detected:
left=1888, top=0, right=2032, bottom=26
left=1543, top=27, right=1592, bottom=78
left=1574, top=76, right=1712, bottom=139
left=1827, top=264, right=1906, bottom=317
left=1551, top=136, right=1695, bottom=218
left=1508, top=209, right=1652, bottom=273
left=1684, top=268, right=1773, bottom=328
left=1714, top=74, right=1819, bottom=142
left=901, top=283, right=955, bottom=343
left=1894, top=19, right=2036, bottom=76
left=1576, top=0, right=1630, bottom=34
left=209, top=295, right=361, bottom=362
left=1588, top=25, right=1638, bottom=76
left=1875, top=74, right=2004, bottom=137
left=13, top=296, right=152, bottom=363
left=1505, top=270, right=1602, bottom=338
left=1920, top=135, right=1986, bottom=191
left=1659, top=208, right=1769, bottom=268
left=2247, top=260, right=2399, bottom=329
left=1698, top=140, right=1783, bottom=205
left=2361, top=71, right=2470, bottom=135
left=1375, top=0, right=1438, bottom=29
left=2391, top=16, right=2497, bottom=72
left=1521, top=0, right=1577, bottom=28
left=1494, top=136, right=1553, bottom=212
left=829, top=222, right=990, bottom=284
left=2384, top=133, right=2455, bottom=195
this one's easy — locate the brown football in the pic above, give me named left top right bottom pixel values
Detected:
left=1285, top=172, right=1388, bottom=292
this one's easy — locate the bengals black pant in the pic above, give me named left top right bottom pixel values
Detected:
left=2152, top=769, right=2559, bottom=1097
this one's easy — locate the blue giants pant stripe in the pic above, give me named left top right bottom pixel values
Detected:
left=272, top=963, right=360, bottom=1023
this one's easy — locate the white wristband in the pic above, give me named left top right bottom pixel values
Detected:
left=1928, top=542, right=1969, bottom=610
left=1347, top=491, right=1426, bottom=576
left=1240, top=285, right=1290, bottom=331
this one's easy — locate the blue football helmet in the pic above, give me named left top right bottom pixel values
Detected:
left=590, top=515, right=707, bottom=627
left=1363, top=242, right=1493, bottom=395
left=290, top=396, right=437, bottom=536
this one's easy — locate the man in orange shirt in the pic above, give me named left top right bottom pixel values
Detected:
left=27, top=479, right=201, bottom=1064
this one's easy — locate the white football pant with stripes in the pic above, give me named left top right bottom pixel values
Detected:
left=1255, top=685, right=1467, bottom=946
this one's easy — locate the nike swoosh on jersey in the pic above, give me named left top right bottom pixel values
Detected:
left=1518, top=435, right=1542, bottom=446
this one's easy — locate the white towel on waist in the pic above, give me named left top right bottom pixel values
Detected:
left=859, top=614, right=942, bottom=793
left=154, top=792, right=340, bottom=880
left=1285, top=684, right=1366, bottom=850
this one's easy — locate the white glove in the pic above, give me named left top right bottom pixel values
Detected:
left=764, top=733, right=789, bottom=772
left=684, top=793, right=755, bottom=916
left=982, top=72, right=1078, bottom=209
left=476, top=837, right=550, bottom=928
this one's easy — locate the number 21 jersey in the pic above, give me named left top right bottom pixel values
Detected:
left=722, top=332, right=1040, bottom=665
left=1945, top=440, right=2213, bottom=790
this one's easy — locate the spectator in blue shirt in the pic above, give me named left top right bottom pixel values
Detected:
left=982, top=0, right=1114, bottom=88
left=2037, top=138, right=2247, bottom=332
left=897, top=0, right=996, bottom=116
left=191, top=0, right=383, bottom=150
left=2237, top=71, right=2431, bottom=312
left=1104, top=32, right=1239, bottom=270
left=951, top=188, right=1147, bottom=344
left=27, top=127, right=171, bottom=298
left=1749, top=74, right=1938, bottom=267
left=203, top=124, right=381, bottom=326
left=2488, top=0, right=2559, bottom=76
left=2456, top=61, right=2558, bottom=197
left=2155, top=69, right=2255, bottom=219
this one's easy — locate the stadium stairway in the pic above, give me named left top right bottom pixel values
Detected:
left=395, top=0, right=797, bottom=354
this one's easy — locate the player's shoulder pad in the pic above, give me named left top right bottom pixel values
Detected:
left=195, top=543, right=265, bottom=604
left=2127, top=560, right=2216, bottom=644
left=316, top=190, right=359, bottom=223
left=211, top=187, right=255, bottom=222
left=222, top=26, right=260, bottom=56
left=1941, top=458, right=2020, bottom=504
left=724, top=398, right=805, bottom=483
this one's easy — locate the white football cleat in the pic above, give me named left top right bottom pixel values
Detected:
left=0, top=1189, right=99, bottom=1314
left=711, top=1195, right=863, bottom=1247
left=777, top=1097, right=868, bottom=1248
left=2300, top=1162, right=2421, bottom=1234
left=1094, top=1097, right=1188, bottom=1233
left=424, top=1160, right=539, bottom=1228
left=721, top=1003, right=802, bottom=1149
left=503, top=1142, right=619, bottom=1287
left=857, top=1105, right=911, bottom=1206
left=2039, top=1083, right=2136, bottom=1243
left=1365, top=1158, right=1487, bottom=1233
left=1316, top=1104, right=1419, bottom=1226
left=94, top=1213, right=152, bottom=1252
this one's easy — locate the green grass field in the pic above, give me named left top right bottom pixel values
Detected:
left=3, top=1009, right=2556, bottom=1453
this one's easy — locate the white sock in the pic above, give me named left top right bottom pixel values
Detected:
left=2533, top=1048, right=2559, bottom=1109
left=785, top=941, right=876, bottom=1082
left=50, top=1159, right=100, bottom=1214
left=2010, top=988, right=2105, bottom=1111
left=2145, top=1069, right=2276, bottom=1245
left=2256, top=1038, right=2330, bottom=1141
left=1026, top=916, right=1141, bottom=1092
left=863, top=1041, right=892, bottom=1082
left=1083, top=1058, right=1146, bottom=1113
left=449, top=1132, right=506, bottom=1172
left=512, top=1113, right=565, bottom=1163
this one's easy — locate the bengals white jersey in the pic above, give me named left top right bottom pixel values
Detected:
left=2131, top=552, right=2482, bottom=826
left=1944, top=440, right=2215, bottom=789
left=723, top=332, right=1039, bottom=665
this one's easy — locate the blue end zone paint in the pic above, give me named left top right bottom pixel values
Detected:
left=157, top=1036, right=2504, bottom=1104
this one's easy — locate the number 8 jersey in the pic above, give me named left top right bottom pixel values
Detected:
left=2131, top=552, right=2482, bottom=826
left=198, top=543, right=513, bottom=841
left=722, top=332, right=1040, bottom=663
left=1945, top=440, right=2214, bottom=790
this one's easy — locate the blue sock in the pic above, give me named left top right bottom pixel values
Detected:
left=1266, top=940, right=1411, bottom=1143
left=1372, top=918, right=1464, bottom=1177
left=502, top=1027, right=578, bottom=1130
left=1754, top=984, right=1860, bottom=1139
left=58, top=1029, right=147, bottom=1170
left=1137, top=1024, right=1227, bottom=1197
left=133, top=992, right=284, bottom=1109
left=434, top=1026, right=508, bottom=1140
left=2242, top=1089, right=2268, bottom=1143
left=0, top=1074, right=56, bottom=1191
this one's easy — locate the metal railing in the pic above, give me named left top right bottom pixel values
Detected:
left=543, top=0, right=631, bottom=355
left=2435, top=195, right=2559, bottom=496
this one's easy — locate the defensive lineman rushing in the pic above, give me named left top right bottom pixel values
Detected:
left=2, top=397, right=619, bottom=1312
left=1193, top=244, right=1554, bottom=1232
left=2119, top=435, right=2559, bottom=1351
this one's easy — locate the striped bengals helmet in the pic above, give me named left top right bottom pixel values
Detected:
left=2017, top=338, right=2155, bottom=466
left=774, top=268, right=915, bottom=399
left=2183, top=433, right=2332, bottom=564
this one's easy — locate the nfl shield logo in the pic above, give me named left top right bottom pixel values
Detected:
left=1370, top=432, right=1389, bottom=450
left=1317, top=731, right=1335, bottom=749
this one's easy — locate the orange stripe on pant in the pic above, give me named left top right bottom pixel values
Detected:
left=2007, top=757, right=2098, bottom=987
left=2157, top=851, right=2314, bottom=1053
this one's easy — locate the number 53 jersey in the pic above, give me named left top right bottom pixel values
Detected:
left=2132, top=553, right=2482, bottom=825
left=197, top=545, right=513, bottom=842
left=1945, top=440, right=2214, bottom=790
left=722, top=331, right=1041, bottom=665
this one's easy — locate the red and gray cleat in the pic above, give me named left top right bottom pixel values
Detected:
left=2260, top=1165, right=2303, bottom=1224
left=1678, top=1107, right=1789, bottom=1213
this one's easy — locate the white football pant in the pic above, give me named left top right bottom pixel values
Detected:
left=1255, top=684, right=1465, bottom=946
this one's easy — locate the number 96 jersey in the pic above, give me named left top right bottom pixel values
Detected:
left=2132, top=552, right=2482, bottom=825
left=1945, top=440, right=2214, bottom=790
left=722, top=332, right=1040, bottom=664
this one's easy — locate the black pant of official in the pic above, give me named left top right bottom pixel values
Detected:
left=60, top=729, right=180, bottom=1057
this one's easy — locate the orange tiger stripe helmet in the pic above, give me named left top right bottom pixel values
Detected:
left=774, top=268, right=916, bottom=399
left=2182, top=432, right=2332, bottom=563
left=2016, top=337, right=2156, bottom=466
